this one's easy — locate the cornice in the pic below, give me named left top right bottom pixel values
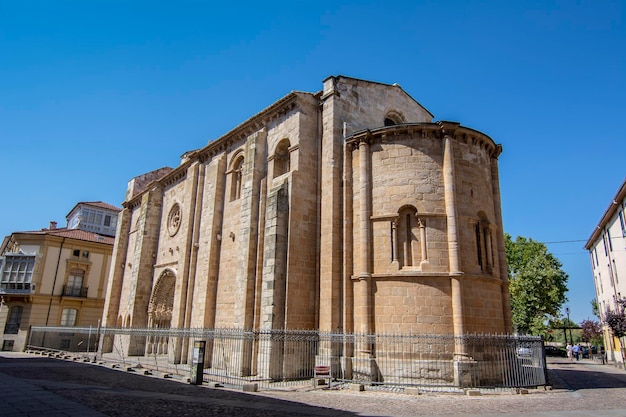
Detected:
left=121, top=92, right=310, bottom=210
left=196, top=93, right=303, bottom=163
left=345, top=122, right=502, bottom=158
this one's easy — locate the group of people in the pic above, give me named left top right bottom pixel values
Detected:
left=566, top=343, right=583, bottom=361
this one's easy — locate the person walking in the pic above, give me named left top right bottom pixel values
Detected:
left=566, top=343, right=573, bottom=361
left=573, top=343, right=581, bottom=361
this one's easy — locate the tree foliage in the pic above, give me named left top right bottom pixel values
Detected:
left=591, top=298, right=599, bottom=319
left=604, top=298, right=626, bottom=338
left=505, top=234, right=569, bottom=335
left=580, top=319, right=603, bottom=345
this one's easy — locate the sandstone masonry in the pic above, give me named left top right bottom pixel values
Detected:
left=101, top=76, right=512, bottom=371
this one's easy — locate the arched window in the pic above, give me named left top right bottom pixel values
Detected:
left=273, top=139, right=291, bottom=178
left=384, top=111, right=405, bottom=126
left=230, top=154, right=244, bottom=201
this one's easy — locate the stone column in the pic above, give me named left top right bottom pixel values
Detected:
left=355, top=138, right=372, bottom=336
left=391, top=219, right=399, bottom=264
left=442, top=134, right=465, bottom=344
left=343, top=142, right=354, bottom=333
left=100, top=207, right=132, bottom=353
left=491, top=153, right=513, bottom=332
left=418, top=218, right=427, bottom=263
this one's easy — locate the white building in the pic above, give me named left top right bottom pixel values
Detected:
left=66, top=201, right=120, bottom=237
left=585, top=178, right=626, bottom=366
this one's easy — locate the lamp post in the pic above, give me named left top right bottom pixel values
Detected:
left=565, top=306, right=572, bottom=345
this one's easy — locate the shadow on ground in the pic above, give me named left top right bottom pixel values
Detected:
left=0, top=356, right=359, bottom=417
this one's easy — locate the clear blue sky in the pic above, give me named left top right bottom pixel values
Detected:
left=1, top=1, right=624, bottom=325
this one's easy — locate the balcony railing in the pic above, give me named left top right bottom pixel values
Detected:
left=62, top=286, right=88, bottom=298
left=0, top=282, right=35, bottom=295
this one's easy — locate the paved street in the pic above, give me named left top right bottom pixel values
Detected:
left=1, top=352, right=626, bottom=416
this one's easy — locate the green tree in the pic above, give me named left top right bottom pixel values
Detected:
left=505, top=234, right=569, bottom=335
left=591, top=299, right=599, bottom=319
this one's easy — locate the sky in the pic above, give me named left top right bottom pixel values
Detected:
left=1, top=0, right=624, bottom=325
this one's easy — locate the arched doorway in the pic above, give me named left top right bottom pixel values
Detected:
left=146, top=270, right=175, bottom=355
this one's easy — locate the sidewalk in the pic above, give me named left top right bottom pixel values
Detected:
left=1, top=352, right=626, bottom=417
left=0, top=357, right=107, bottom=416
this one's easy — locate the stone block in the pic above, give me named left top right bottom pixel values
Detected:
left=242, top=383, right=258, bottom=392
left=349, top=383, right=365, bottom=391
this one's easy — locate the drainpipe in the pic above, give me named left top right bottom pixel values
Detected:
left=45, top=237, right=66, bottom=326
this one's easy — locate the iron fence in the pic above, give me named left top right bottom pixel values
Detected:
left=27, top=326, right=546, bottom=392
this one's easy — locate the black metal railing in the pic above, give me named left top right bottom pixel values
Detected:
left=27, top=326, right=547, bottom=392
left=61, top=286, right=88, bottom=297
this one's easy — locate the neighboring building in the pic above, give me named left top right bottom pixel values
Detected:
left=102, top=76, right=512, bottom=378
left=66, top=201, right=120, bottom=237
left=0, top=202, right=120, bottom=352
left=585, top=178, right=626, bottom=366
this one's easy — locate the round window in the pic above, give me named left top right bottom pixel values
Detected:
left=167, top=203, right=182, bottom=236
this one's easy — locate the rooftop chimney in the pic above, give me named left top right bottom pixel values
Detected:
left=49, top=221, right=57, bottom=230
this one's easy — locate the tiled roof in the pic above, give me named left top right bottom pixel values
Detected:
left=17, top=228, right=115, bottom=245
left=66, top=201, right=122, bottom=217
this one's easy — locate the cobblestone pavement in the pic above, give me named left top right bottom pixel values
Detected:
left=1, top=352, right=626, bottom=417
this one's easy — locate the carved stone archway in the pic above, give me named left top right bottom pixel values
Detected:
left=146, top=270, right=176, bottom=355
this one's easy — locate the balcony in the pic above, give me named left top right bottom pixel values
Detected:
left=0, top=282, right=35, bottom=295
left=62, top=285, right=88, bottom=298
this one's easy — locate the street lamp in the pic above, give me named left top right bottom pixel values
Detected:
left=565, top=306, right=572, bottom=345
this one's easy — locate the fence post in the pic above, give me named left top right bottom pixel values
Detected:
left=87, top=326, right=92, bottom=358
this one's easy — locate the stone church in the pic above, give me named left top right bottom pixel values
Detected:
left=102, top=76, right=512, bottom=366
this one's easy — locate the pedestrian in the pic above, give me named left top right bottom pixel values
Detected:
left=573, top=343, right=581, bottom=361
left=566, top=343, right=573, bottom=361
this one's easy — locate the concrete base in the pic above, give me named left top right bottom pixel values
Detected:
left=243, top=383, right=258, bottom=392
left=348, top=383, right=364, bottom=391
left=454, top=359, right=477, bottom=388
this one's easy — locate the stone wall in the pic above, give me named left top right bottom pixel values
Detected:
left=105, top=76, right=512, bottom=368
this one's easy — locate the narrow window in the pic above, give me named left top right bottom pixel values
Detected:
left=66, top=271, right=84, bottom=297
left=607, top=229, right=613, bottom=252
left=590, top=252, right=595, bottom=270
left=104, top=215, right=111, bottom=227
left=60, top=308, right=78, bottom=326
left=4, top=306, right=23, bottom=334
left=273, top=139, right=291, bottom=178
left=397, top=206, right=417, bottom=268
left=475, top=223, right=483, bottom=269
left=230, top=155, right=244, bottom=201
left=405, top=213, right=412, bottom=266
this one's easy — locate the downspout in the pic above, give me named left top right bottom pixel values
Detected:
left=45, top=237, right=66, bottom=325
